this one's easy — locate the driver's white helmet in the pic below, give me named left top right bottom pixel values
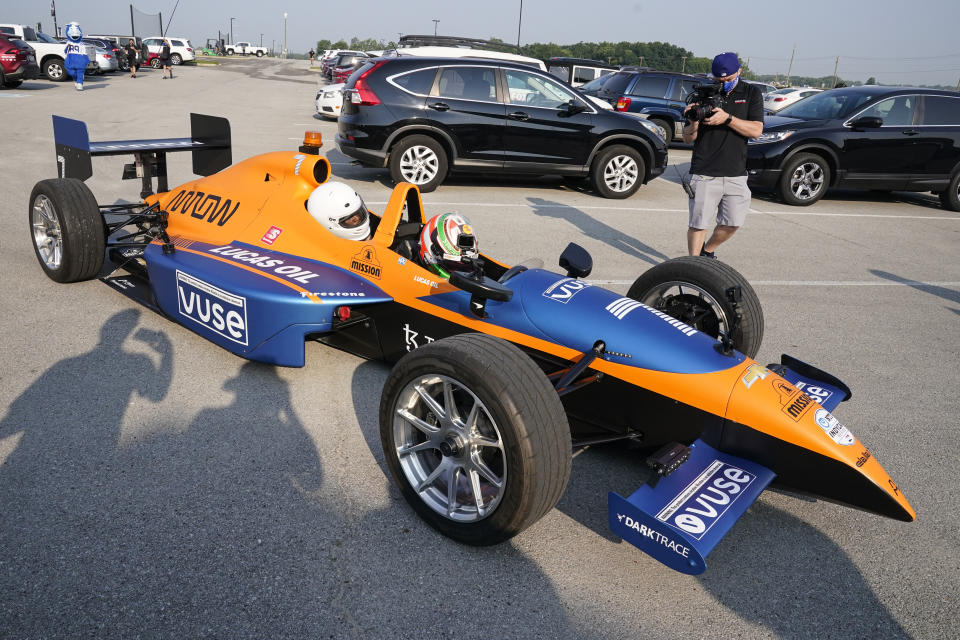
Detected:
left=307, top=182, right=370, bottom=241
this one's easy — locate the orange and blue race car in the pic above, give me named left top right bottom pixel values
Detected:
left=28, top=114, right=915, bottom=575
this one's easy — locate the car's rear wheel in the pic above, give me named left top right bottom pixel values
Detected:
left=43, top=57, right=67, bottom=81
left=627, top=257, right=764, bottom=358
left=380, top=333, right=571, bottom=546
left=226, top=48, right=235, bottom=56
left=150, top=57, right=161, bottom=68
left=389, top=135, right=448, bottom=193
left=256, top=51, right=264, bottom=58
left=779, top=153, right=830, bottom=206
left=938, top=170, right=960, bottom=211
left=649, top=118, right=673, bottom=143
left=29, top=179, right=105, bottom=283
left=591, top=144, right=645, bottom=199
left=170, top=53, right=182, bottom=65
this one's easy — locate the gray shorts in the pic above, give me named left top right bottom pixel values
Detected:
left=687, top=175, right=751, bottom=229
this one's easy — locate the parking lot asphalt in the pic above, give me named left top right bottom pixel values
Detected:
left=1, top=57, right=958, bottom=639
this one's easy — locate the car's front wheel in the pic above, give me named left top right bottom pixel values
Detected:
left=380, top=334, right=571, bottom=546
left=389, top=135, right=448, bottom=193
left=779, top=153, right=830, bottom=206
left=591, top=144, right=645, bottom=199
left=627, top=257, right=764, bottom=358
left=43, top=57, right=67, bottom=81
left=256, top=51, right=264, bottom=58
left=29, top=179, right=105, bottom=283
left=938, top=170, right=960, bottom=211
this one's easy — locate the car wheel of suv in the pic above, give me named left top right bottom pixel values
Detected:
left=649, top=118, right=672, bottom=143
left=170, top=53, right=182, bottom=65
left=43, top=57, right=67, bottom=81
left=592, top=144, right=645, bottom=199
left=29, top=179, right=105, bottom=283
left=938, top=170, right=960, bottom=211
left=779, top=153, right=830, bottom=206
left=380, top=333, right=571, bottom=546
left=390, top=135, right=448, bottom=193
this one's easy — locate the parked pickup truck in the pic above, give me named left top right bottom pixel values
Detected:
left=0, top=23, right=97, bottom=81
left=226, top=41, right=267, bottom=57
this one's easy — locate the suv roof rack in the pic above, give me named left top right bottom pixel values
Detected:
left=397, top=35, right=522, bottom=54
left=547, top=57, right=617, bottom=69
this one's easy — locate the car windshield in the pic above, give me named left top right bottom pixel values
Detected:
left=776, top=90, right=877, bottom=120
left=36, top=32, right=60, bottom=43
left=580, top=74, right=610, bottom=92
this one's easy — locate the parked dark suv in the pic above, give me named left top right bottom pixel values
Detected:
left=336, top=57, right=668, bottom=197
left=590, top=69, right=713, bottom=143
left=746, top=86, right=960, bottom=209
left=0, top=35, right=41, bottom=88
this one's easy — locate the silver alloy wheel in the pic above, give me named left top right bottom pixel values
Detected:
left=603, top=154, right=639, bottom=192
left=398, top=145, right=440, bottom=185
left=32, top=194, right=63, bottom=270
left=636, top=280, right=730, bottom=339
left=392, top=374, right=506, bottom=522
left=46, top=61, right=64, bottom=80
left=790, top=161, right=825, bottom=200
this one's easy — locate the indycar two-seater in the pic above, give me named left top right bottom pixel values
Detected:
left=28, top=114, right=914, bottom=575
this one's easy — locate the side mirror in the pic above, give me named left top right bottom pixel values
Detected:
left=849, top=116, right=883, bottom=129
left=560, top=99, right=587, bottom=117
left=559, top=242, right=592, bottom=278
left=449, top=271, right=513, bottom=318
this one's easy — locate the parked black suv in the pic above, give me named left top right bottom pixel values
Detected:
left=589, top=69, right=712, bottom=143
left=336, top=57, right=668, bottom=197
left=747, top=86, right=960, bottom=209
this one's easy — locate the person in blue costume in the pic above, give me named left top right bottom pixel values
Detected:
left=63, top=21, right=89, bottom=91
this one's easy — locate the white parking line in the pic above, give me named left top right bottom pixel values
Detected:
left=587, top=280, right=960, bottom=287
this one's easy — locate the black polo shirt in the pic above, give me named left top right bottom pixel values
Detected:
left=690, top=80, right=764, bottom=177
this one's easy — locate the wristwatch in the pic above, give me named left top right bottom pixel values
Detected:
left=724, top=115, right=733, bottom=126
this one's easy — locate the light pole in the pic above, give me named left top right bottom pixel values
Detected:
left=432, top=19, right=439, bottom=36
left=517, top=0, right=523, bottom=49
left=229, top=17, right=236, bottom=45
left=260, top=33, right=263, bottom=47
left=283, top=12, right=288, bottom=59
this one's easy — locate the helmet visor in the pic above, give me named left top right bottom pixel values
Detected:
left=337, top=204, right=369, bottom=229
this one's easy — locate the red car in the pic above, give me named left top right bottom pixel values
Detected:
left=0, top=35, right=41, bottom=88
left=332, top=58, right=367, bottom=83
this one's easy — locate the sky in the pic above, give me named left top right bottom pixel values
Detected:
left=3, top=0, right=959, bottom=86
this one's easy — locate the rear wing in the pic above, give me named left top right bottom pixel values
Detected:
left=52, top=113, right=231, bottom=198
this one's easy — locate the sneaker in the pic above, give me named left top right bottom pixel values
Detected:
left=699, top=245, right=717, bottom=259
left=75, top=82, right=83, bottom=91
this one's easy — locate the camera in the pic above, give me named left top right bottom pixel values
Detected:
left=684, top=82, right=723, bottom=123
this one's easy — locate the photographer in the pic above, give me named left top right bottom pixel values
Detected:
left=682, top=52, right=763, bottom=259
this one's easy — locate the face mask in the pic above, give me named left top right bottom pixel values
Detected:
left=723, top=77, right=738, bottom=93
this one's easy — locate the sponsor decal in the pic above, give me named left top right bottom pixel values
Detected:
left=403, top=323, right=434, bottom=352
left=350, top=245, right=382, bottom=279
left=167, top=189, right=241, bottom=227
left=413, top=275, right=439, bottom=288
left=813, top=408, right=855, bottom=446
left=176, top=270, right=248, bottom=345
left=888, top=479, right=900, bottom=496
left=741, top=364, right=769, bottom=389
left=299, top=291, right=367, bottom=298
left=208, top=245, right=321, bottom=285
left=637, top=302, right=698, bottom=336
left=856, top=450, right=871, bottom=468
left=109, top=278, right=135, bottom=290
left=542, top=277, right=591, bottom=303
left=614, top=514, right=690, bottom=558
left=793, top=381, right=833, bottom=405
left=397, top=257, right=407, bottom=266
left=655, top=460, right=755, bottom=540
left=293, top=153, right=306, bottom=175
left=606, top=297, right=643, bottom=319
left=260, top=226, right=283, bottom=246
left=772, top=379, right=795, bottom=399
left=783, top=391, right=813, bottom=422
left=734, top=99, right=746, bottom=104
left=56, top=154, right=66, bottom=179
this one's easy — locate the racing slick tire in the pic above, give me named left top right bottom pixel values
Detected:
left=170, top=53, right=182, bottom=65
left=43, top=57, right=68, bottom=82
left=388, top=134, right=448, bottom=193
left=778, top=152, right=830, bottom=206
left=648, top=118, right=673, bottom=144
left=591, top=144, right=645, bottom=199
left=29, top=179, right=105, bottom=283
left=938, top=169, right=960, bottom=211
left=627, top=257, right=764, bottom=359
left=380, top=333, right=571, bottom=546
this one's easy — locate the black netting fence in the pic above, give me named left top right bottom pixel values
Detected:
left=131, top=6, right=162, bottom=38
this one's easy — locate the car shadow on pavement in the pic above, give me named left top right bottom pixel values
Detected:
left=750, top=188, right=948, bottom=212
left=870, top=269, right=960, bottom=316
left=527, top=196, right=669, bottom=265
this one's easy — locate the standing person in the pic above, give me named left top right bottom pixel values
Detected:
left=681, top=52, right=763, bottom=259
left=125, top=39, right=139, bottom=78
left=159, top=38, right=173, bottom=79
left=63, top=21, right=89, bottom=91
left=308, top=48, right=315, bottom=65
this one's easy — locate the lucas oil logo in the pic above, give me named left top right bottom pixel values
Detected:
left=543, top=277, right=591, bottom=303
left=176, top=271, right=248, bottom=345
left=655, top=460, right=755, bottom=539
left=351, top=245, right=382, bottom=279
